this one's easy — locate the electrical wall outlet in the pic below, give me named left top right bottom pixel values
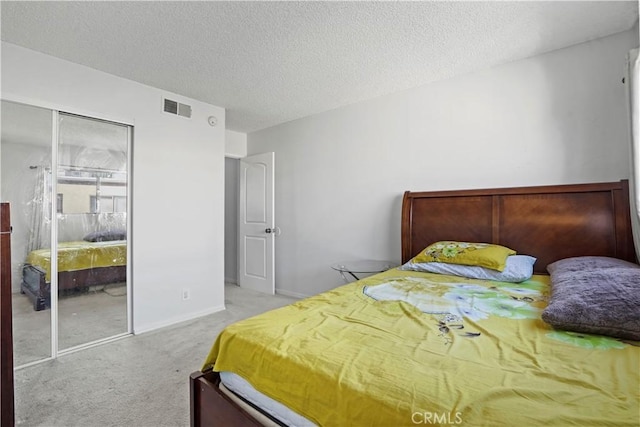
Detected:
left=182, top=289, right=190, bottom=301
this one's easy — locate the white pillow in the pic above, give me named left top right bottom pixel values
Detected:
left=400, top=255, right=537, bottom=283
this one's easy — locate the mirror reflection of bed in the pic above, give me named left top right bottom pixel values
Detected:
left=15, top=223, right=128, bottom=360
left=12, top=232, right=129, bottom=364
left=2, top=101, right=131, bottom=367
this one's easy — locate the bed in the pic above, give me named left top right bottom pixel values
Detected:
left=21, top=239, right=127, bottom=311
left=190, top=179, right=639, bottom=426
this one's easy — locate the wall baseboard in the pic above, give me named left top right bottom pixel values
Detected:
left=134, top=304, right=225, bottom=335
left=275, top=288, right=311, bottom=299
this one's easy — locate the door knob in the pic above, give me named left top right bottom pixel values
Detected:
left=265, top=227, right=281, bottom=235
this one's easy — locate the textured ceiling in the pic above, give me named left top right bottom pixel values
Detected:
left=1, top=1, right=638, bottom=133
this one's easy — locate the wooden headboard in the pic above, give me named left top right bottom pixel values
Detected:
left=401, top=180, right=636, bottom=274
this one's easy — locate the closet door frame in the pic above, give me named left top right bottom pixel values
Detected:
left=2, top=96, right=134, bottom=366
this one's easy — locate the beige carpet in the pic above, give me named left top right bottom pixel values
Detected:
left=12, top=283, right=128, bottom=367
left=13, top=283, right=298, bottom=427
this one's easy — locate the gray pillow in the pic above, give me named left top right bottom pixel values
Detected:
left=541, top=267, right=640, bottom=340
left=83, top=229, right=126, bottom=242
left=547, top=256, right=639, bottom=276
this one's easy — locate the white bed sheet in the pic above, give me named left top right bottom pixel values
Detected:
left=219, top=371, right=316, bottom=427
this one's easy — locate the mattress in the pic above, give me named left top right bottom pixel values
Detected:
left=26, top=240, right=127, bottom=281
left=204, top=268, right=640, bottom=426
left=220, top=371, right=315, bottom=427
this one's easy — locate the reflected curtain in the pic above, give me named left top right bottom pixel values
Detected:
left=626, top=48, right=640, bottom=261
left=27, top=167, right=51, bottom=252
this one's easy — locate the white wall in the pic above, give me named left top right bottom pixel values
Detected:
left=248, top=28, right=640, bottom=297
left=1, top=42, right=227, bottom=333
left=223, top=130, right=245, bottom=284
left=224, top=157, right=239, bottom=283
left=225, top=130, right=247, bottom=158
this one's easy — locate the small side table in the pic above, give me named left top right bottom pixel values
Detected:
left=331, top=260, right=397, bottom=283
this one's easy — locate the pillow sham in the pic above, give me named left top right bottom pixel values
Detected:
left=410, top=241, right=516, bottom=272
left=400, top=255, right=536, bottom=283
left=541, top=267, right=640, bottom=341
left=83, top=229, right=126, bottom=242
left=547, top=256, right=639, bottom=276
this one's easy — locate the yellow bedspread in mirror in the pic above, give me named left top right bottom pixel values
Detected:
left=26, top=240, right=127, bottom=281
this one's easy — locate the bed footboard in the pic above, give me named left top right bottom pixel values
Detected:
left=21, top=264, right=127, bottom=311
left=21, top=264, right=49, bottom=311
left=190, top=370, right=261, bottom=427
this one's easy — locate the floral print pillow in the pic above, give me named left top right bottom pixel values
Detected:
left=411, top=241, right=516, bottom=272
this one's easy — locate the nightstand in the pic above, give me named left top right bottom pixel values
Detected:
left=331, top=260, right=397, bottom=283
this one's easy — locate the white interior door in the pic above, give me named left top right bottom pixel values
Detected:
left=238, top=152, right=275, bottom=294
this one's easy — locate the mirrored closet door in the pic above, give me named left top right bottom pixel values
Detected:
left=0, top=100, right=132, bottom=366
left=56, top=113, right=130, bottom=350
left=1, top=101, right=53, bottom=366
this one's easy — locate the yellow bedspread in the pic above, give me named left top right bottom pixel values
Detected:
left=26, top=240, right=127, bottom=281
left=204, top=269, right=640, bottom=427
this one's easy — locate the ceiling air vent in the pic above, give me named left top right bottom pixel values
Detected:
left=163, top=98, right=192, bottom=118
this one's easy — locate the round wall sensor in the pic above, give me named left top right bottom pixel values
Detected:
left=207, top=116, right=218, bottom=127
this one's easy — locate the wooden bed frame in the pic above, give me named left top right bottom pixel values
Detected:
left=21, top=264, right=127, bottom=311
left=401, top=180, right=636, bottom=270
left=1, top=203, right=15, bottom=427
left=190, top=179, right=637, bottom=427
